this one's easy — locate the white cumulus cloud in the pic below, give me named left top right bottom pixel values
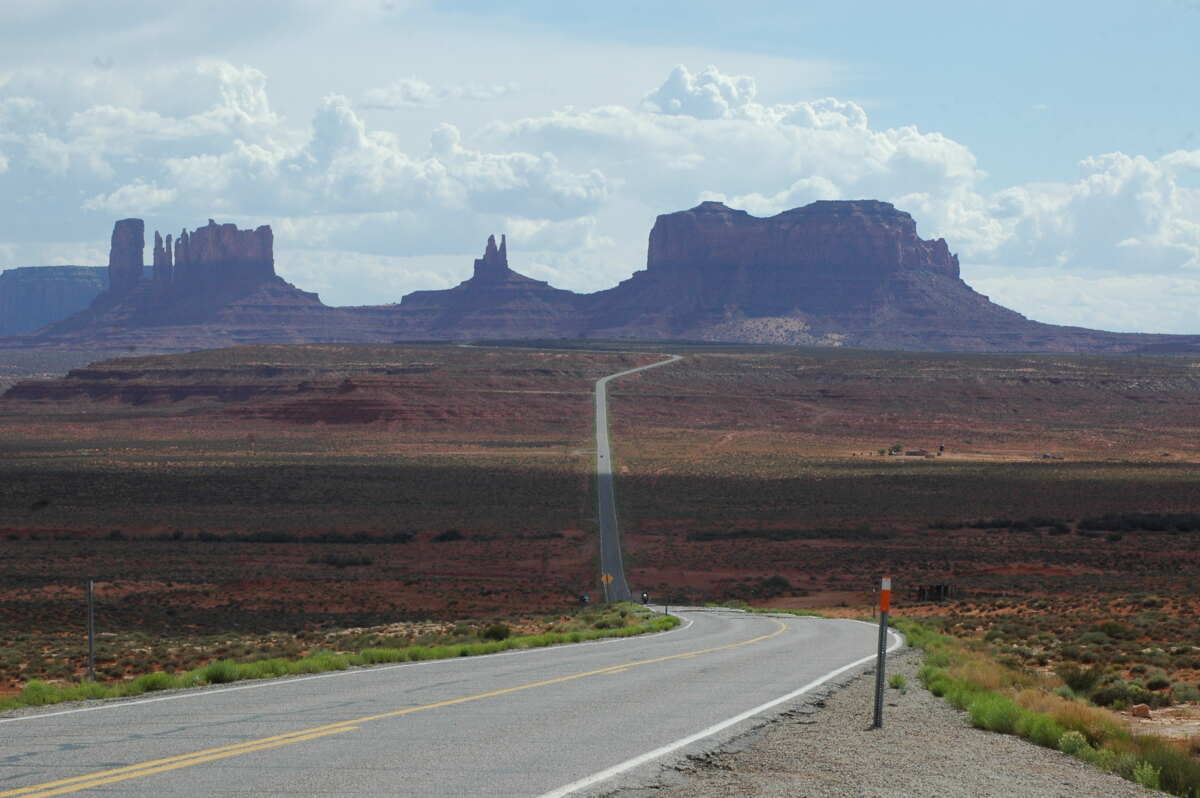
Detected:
left=643, top=64, right=756, bottom=119
left=83, top=180, right=177, bottom=214
left=485, top=64, right=1200, bottom=331
left=362, top=78, right=518, bottom=109
left=1, top=57, right=1197, bottom=332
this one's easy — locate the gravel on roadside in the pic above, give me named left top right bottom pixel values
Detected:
left=604, top=646, right=1159, bottom=798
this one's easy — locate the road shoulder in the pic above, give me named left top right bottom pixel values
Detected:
left=603, top=648, right=1157, bottom=798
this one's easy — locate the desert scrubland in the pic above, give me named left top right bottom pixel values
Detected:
left=1, top=343, right=1198, bottom=725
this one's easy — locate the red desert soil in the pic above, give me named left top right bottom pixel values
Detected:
left=1, top=343, right=1198, bottom=715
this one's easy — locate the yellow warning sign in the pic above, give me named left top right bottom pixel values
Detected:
left=600, top=573, right=614, bottom=584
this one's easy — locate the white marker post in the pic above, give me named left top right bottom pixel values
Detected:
left=86, top=579, right=96, bottom=682
left=871, top=576, right=891, bottom=729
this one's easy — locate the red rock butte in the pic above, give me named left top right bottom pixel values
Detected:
left=22, top=202, right=1200, bottom=353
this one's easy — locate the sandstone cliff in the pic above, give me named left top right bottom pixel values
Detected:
left=172, top=220, right=274, bottom=286
left=0, top=266, right=108, bottom=335
left=582, top=200, right=1164, bottom=352
left=25, top=204, right=1200, bottom=353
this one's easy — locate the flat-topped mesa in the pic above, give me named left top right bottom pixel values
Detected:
left=107, top=218, right=145, bottom=295
left=168, top=219, right=274, bottom=285
left=646, top=199, right=959, bottom=279
left=472, top=234, right=509, bottom=282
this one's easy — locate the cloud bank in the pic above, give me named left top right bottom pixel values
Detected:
left=0, top=60, right=1196, bottom=331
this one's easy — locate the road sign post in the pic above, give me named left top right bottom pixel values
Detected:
left=872, top=576, right=891, bottom=729
left=86, top=580, right=96, bottom=682
left=600, top=572, right=613, bottom=603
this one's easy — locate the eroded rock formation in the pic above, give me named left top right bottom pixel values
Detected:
left=473, top=234, right=509, bottom=281
left=171, top=219, right=274, bottom=285
left=152, top=232, right=174, bottom=283
left=29, top=217, right=326, bottom=347
left=584, top=200, right=1032, bottom=348
left=0, top=266, right=108, bottom=335
left=25, top=203, right=1200, bottom=353
left=397, top=233, right=581, bottom=338
left=107, top=219, right=144, bottom=295
left=646, top=200, right=959, bottom=278
left=101, top=218, right=276, bottom=299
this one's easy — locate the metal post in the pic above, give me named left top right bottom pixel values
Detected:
left=86, top=580, right=96, bottom=682
left=872, top=576, right=891, bottom=729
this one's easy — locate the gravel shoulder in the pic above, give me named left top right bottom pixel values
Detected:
left=605, top=646, right=1158, bottom=798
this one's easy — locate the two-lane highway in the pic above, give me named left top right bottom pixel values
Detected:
left=0, top=610, right=900, bottom=797
left=593, top=355, right=681, bottom=602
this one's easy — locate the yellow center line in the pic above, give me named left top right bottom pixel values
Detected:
left=9, top=728, right=357, bottom=798
left=4, top=619, right=787, bottom=797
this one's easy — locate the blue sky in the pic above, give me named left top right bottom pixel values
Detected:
left=0, top=0, right=1197, bottom=332
left=445, top=0, right=1199, bottom=185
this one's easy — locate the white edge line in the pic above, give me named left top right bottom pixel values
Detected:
left=0, top=615, right=695, bottom=725
left=536, top=619, right=904, bottom=798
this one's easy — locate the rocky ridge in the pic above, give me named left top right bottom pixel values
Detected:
left=22, top=202, right=1200, bottom=353
left=0, top=266, right=109, bottom=336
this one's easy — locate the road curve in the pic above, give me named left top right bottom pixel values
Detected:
left=593, top=355, right=682, bottom=602
left=0, top=610, right=901, bottom=797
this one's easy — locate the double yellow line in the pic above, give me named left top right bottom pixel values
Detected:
left=0, top=726, right=358, bottom=798
left=3, top=619, right=786, bottom=797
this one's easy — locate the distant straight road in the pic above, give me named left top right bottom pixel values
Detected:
left=0, top=610, right=901, bottom=797
left=593, top=355, right=681, bottom=602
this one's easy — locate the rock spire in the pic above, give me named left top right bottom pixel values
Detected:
left=472, top=234, right=509, bottom=281
left=107, top=218, right=145, bottom=295
left=152, top=231, right=174, bottom=282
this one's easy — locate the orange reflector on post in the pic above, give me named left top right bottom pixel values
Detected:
left=880, top=576, right=892, bottom=613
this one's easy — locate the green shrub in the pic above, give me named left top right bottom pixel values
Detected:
left=359, top=647, right=405, bottom=665
left=1133, top=760, right=1161, bottom=790
left=967, top=693, right=1022, bottom=734
left=1058, top=730, right=1092, bottom=757
left=1146, top=672, right=1171, bottom=691
left=18, top=680, right=59, bottom=706
left=125, top=671, right=175, bottom=694
left=1055, top=663, right=1103, bottom=694
left=64, top=681, right=112, bottom=701
left=1086, top=747, right=1119, bottom=772
left=1091, top=680, right=1165, bottom=708
left=1015, top=711, right=1065, bottom=749
left=201, top=659, right=239, bottom=684
left=291, top=652, right=349, bottom=673
left=238, top=658, right=291, bottom=679
left=1134, top=735, right=1200, bottom=795
left=1171, top=682, right=1200, bottom=703
left=1, top=611, right=679, bottom=713
left=482, top=623, right=511, bottom=641
left=1112, top=751, right=1140, bottom=780
left=888, top=674, right=908, bottom=690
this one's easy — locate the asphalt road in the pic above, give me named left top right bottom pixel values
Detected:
left=593, top=355, right=681, bottom=602
left=0, top=610, right=901, bottom=797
